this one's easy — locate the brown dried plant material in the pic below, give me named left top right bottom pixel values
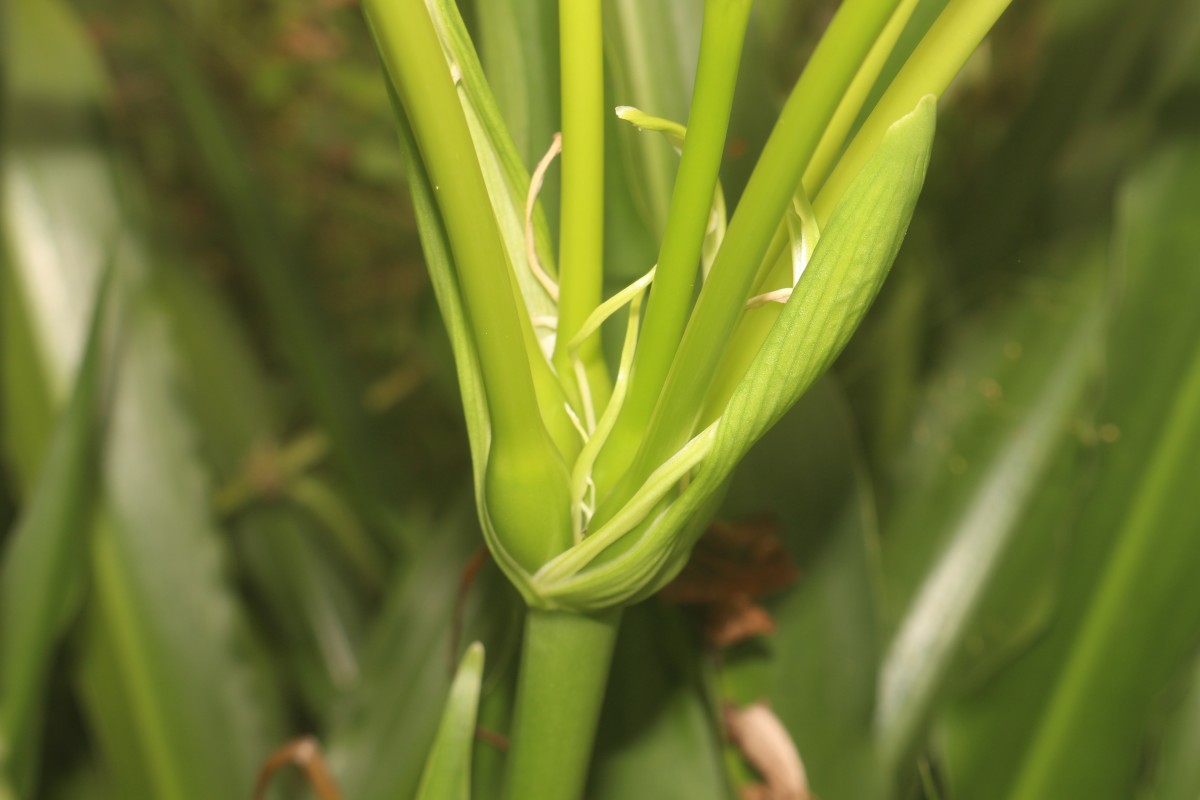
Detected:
left=254, top=736, right=344, bottom=800
left=705, top=594, right=777, bottom=649
left=725, top=703, right=813, bottom=800
left=475, top=726, right=511, bottom=751
left=661, top=517, right=798, bottom=648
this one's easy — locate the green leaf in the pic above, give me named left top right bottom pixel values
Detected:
left=74, top=272, right=283, bottom=800
left=3, top=3, right=283, bottom=796
left=0, top=264, right=109, bottom=794
left=590, top=604, right=729, bottom=800
left=720, top=380, right=884, bottom=800
left=710, top=94, right=933, bottom=516
left=873, top=242, right=1105, bottom=776
left=1146, top=654, right=1200, bottom=800
left=1003, top=139, right=1200, bottom=800
left=415, top=643, right=486, bottom=800
left=328, top=504, right=521, bottom=800
left=154, top=252, right=373, bottom=720
left=532, top=95, right=936, bottom=610
left=939, top=138, right=1200, bottom=800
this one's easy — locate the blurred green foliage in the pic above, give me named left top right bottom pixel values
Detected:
left=2, top=0, right=1200, bottom=798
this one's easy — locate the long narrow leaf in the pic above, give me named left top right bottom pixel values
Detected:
left=415, top=643, right=486, bottom=800
left=1005, top=138, right=1200, bottom=800
left=139, top=0, right=400, bottom=542
left=327, top=504, right=521, bottom=800
left=155, top=243, right=373, bottom=719
left=939, top=138, right=1200, bottom=800
left=4, top=3, right=283, bottom=796
left=0, top=265, right=110, bottom=794
left=874, top=244, right=1104, bottom=775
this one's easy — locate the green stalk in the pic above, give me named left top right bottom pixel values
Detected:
left=366, top=0, right=571, bottom=570
left=704, top=0, right=1015, bottom=422
left=596, top=0, right=902, bottom=523
left=817, top=0, right=1015, bottom=214
left=553, top=0, right=610, bottom=405
left=366, top=0, right=533, bottom=444
left=503, top=608, right=622, bottom=800
left=592, top=0, right=753, bottom=496
left=804, top=0, right=921, bottom=196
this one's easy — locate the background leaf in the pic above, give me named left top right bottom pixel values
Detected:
left=0, top=264, right=109, bottom=795
left=938, top=138, right=1200, bottom=800
left=415, top=642, right=485, bottom=800
left=720, top=380, right=884, bottom=800
left=590, top=603, right=730, bottom=800
left=875, top=244, right=1104, bottom=777
left=3, top=2, right=284, bottom=796
left=327, top=503, right=521, bottom=800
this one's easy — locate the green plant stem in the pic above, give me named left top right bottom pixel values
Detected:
left=705, top=0, right=1014, bottom=420
left=553, top=0, right=609, bottom=404
left=503, top=608, right=622, bottom=800
left=818, top=0, right=1015, bottom=214
left=367, top=0, right=539, bottom=447
left=367, top=0, right=572, bottom=570
left=594, top=0, right=902, bottom=525
left=804, top=0, right=920, bottom=196
left=593, top=0, right=753, bottom=495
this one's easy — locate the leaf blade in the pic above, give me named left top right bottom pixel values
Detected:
left=415, top=643, right=486, bottom=800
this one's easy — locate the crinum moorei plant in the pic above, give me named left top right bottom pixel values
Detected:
left=364, top=0, right=1011, bottom=797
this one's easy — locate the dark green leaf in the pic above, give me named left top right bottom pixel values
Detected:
left=0, top=264, right=109, bottom=794
left=328, top=504, right=521, bottom=800
left=939, top=139, right=1200, bottom=800
left=721, top=380, right=883, bottom=800
left=590, top=603, right=729, bottom=800
left=875, top=245, right=1104, bottom=775
left=4, top=3, right=284, bottom=796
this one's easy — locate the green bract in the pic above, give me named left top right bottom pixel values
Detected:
left=366, top=0, right=937, bottom=613
left=534, top=98, right=937, bottom=610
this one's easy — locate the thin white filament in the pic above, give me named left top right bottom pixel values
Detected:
left=525, top=133, right=563, bottom=302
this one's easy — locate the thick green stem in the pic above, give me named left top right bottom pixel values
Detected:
left=817, top=0, right=1015, bottom=214
left=704, top=0, right=1015, bottom=422
left=554, top=0, right=609, bottom=405
left=804, top=0, right=920, bottom=196
left=503, top=608, right=622, bottom=800
left=367, top=0, right=572, bottom=570
left=593, top=0, right=753, bottom=496
left=366, top=0, right=540, bottom=450
left=594, top=0, right=902, bottom=525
